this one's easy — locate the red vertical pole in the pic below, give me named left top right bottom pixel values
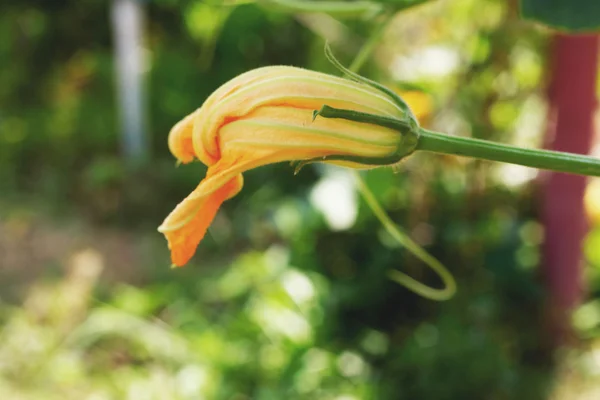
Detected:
left=542, top=34, right=598, bottom=345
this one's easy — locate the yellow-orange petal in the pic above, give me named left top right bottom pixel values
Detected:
left=168, top=111, right=198, bottom=164
left=159, top=175, right=243, bottom=267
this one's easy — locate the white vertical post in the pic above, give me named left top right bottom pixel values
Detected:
left=111, top=0, right=148, bottom=162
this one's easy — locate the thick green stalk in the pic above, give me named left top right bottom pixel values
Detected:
left=417, top=128, right=600, bottom=177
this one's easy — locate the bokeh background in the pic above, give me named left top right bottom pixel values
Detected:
left=1, top=0, right=600, bottom=399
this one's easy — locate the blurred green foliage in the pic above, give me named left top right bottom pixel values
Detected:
left=1, top=0, right=600, bottom=399
left=520, top=0, right=600, bottom=32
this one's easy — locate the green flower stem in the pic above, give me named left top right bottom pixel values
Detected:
left=417, top=128, right=600, bottom=177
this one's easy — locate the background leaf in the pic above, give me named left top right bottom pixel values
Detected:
left=520, top=0, right=600, bottom=32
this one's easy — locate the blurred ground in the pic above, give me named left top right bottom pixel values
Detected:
left=0, top=208, right=144, bottom=296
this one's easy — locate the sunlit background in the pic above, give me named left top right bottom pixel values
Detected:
left=1, top=0, right=600, bottom=399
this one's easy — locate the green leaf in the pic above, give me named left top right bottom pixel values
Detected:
left=520, top=0, right=600, bottom=32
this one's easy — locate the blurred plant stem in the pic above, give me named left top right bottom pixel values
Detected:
left=197, top=4, right=234, bottom=72
left=348, top=13, right=393, bottom=73
left=260, top=0, right=383, bottom=19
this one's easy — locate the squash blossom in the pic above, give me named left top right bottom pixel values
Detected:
left=158, top=66, right=418, bottom=267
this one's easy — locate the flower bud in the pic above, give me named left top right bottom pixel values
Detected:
left=159, top=66, right=415, bottom=266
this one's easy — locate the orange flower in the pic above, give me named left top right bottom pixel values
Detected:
left=158, top=66, right=415, bottom=267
